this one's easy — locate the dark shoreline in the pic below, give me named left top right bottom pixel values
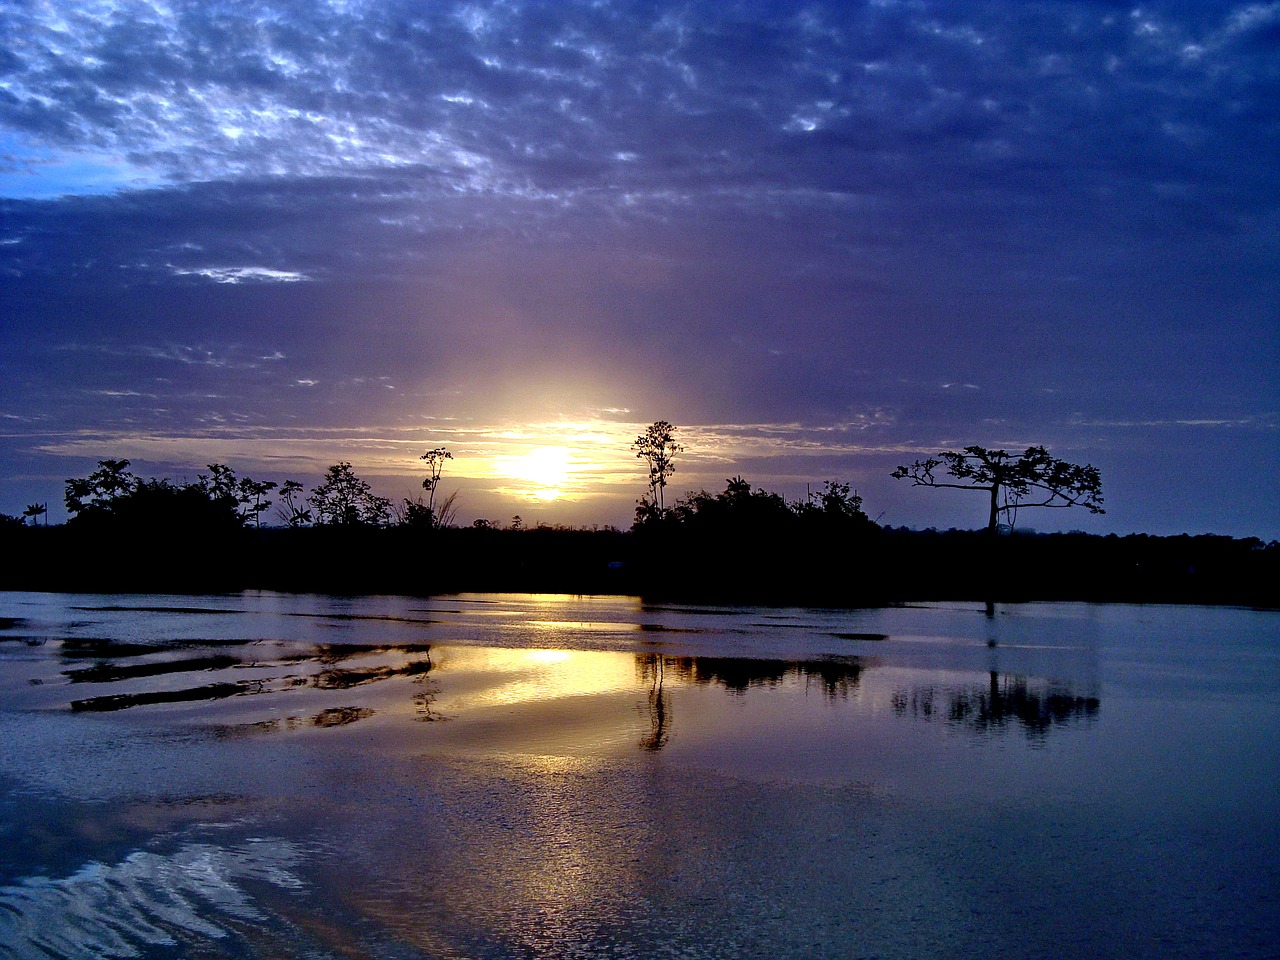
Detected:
left=3, top=524, right=1275, bottom=609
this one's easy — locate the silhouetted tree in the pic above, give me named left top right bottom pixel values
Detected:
left=671, top=476, right=793, bottom=532
left=812, top=480, right=864, bottom=519
left=397, top=497, right=435, bottom=529
left=626, top=470, right=883, bottom=601
left=238, top=478, right=277, bottom=528
left=194, top=464, right=276, bottom=527
left=790, top=480, right=875, bottom=534
left=65, top=459, right=137, bottom=518
left=420, top=446, right=452, bottom=517
left=892, top=445, right=1103, bottom=533
left=195, top=463, right=240, bottom=505
left=127, top=478, right=246, bottom=532
left=633, top=420, right=683, bottom=515
left=64, top=459, right=283, bottom=534
left=64, top=470, right=242, bottom=533
left=277, top=479, right=312, bottom=527
left=308, top=462, right=392, bottom=526
left=397, top=490, right=458, bottom=530
left=23, top=503, right=47, bottom=527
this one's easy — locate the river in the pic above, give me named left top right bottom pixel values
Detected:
left=0, top=591, right=1276, bottom=958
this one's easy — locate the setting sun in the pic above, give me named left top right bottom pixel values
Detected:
left=429, top=419, right=649, bottom=518
left=504, top=446, right=572, bottom=500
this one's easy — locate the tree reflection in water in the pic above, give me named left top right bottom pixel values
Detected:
left=58, top=636, right=437, bottom=726
left=891, top=671, right=1100, bottom=738
left=49, top=628, right=1096, bottom=748
left=635, top=654, right=865, bottom=751
left=645, top=655, right=863, bottom=698
left=637, top=655, right=669, bottom=751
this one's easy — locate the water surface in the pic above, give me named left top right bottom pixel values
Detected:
left=0, top=592, right=1276, bottom=958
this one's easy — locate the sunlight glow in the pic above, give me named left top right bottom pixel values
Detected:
left=499, top=445, right=572, bottom=501
left=32, top=415, right=908, bottom=527
left=526, top=650, right=572, bottom=664
left=430, top=647, right=637, bottom=711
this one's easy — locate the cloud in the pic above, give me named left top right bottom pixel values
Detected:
left=170, top=266, right=309, bottom=283
left=23, top=415, right=917, bottom=509
left=0, top=1, right=1275, bottom=537
left=0, top=1, right=1270, bottom=215
left=57, top=341, right=276, bottom=369
left=1068, top=415, right=1274, bottom=429
left=0, top=0, right=1271, bottom=277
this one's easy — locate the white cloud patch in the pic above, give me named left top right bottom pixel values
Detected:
left=171, top=266, right=309, bottom=284
left=1224, top=3, right=1280, bottom=36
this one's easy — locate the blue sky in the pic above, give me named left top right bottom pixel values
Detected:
left=1, top=0, right=1276, bottom=535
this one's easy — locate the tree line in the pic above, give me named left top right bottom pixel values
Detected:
left=0, top=420, right=1110, bottom=537
left=631, top=420, right=1105, bottom=535
left=44, top=450, right=459, bottom=534
left=1, top=422, right=1273, bottom=606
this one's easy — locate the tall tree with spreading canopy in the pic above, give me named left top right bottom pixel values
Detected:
left=633, top=421, right=683, bottom=514
left=308, top=462, right=392, bottom=527
left=892, top=445, right=1103, bottom=533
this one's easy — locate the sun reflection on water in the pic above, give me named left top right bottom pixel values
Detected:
left=427, top=647, right=638, bottom=713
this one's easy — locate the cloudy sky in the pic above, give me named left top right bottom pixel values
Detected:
left=1, top=0, right=1276, bottom=536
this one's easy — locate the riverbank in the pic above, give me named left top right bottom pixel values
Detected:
left=3, top=523, right=1275, bottom=607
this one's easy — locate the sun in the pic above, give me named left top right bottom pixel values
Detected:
left=509, top=446, right=571, bottom=500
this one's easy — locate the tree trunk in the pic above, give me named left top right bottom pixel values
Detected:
left=987, top=483, right=1000, bottom=533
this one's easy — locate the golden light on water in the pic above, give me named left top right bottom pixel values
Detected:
left=525, top=649, right=572, bottom=665
left=430, top=646, right=639, bottom=713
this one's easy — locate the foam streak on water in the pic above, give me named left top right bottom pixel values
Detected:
left=0, top=839, right=307, bottom=959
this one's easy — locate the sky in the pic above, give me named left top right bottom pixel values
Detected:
left=1, top=0, right=1276, bottom=537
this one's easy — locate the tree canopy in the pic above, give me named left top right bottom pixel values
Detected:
left=892, top=445, right=1104, bottom=532
left=308, top=461, right=392, bottom=527
left=63, top=460, right=269, bottom=533
left=633, top=421, right=683, bottom=515
left=664, top=476, right=875, bottom=536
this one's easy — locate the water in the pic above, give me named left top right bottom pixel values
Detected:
left=0, top=591, right=1276, bottom=959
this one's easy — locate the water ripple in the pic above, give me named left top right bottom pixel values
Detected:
left=0, top=838, right=307, bottom=959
